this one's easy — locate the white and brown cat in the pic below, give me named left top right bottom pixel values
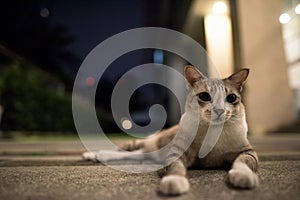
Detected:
left=83, top=65, right=259, bottom=195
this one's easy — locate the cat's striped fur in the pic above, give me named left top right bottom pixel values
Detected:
left=83, top=66, right=259, bottom=195
left=119, top=66, right=258, bottom=194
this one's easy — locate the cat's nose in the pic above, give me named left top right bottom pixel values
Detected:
left=213, top=109, right=225, bottom=116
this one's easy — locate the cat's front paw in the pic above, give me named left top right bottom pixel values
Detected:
left=159, top=175, right=190, bottom=195
left=228, top=168, right=259, bottom=189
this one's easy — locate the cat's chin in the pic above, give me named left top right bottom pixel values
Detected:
left=209, top=119, right=226, bottom=125
left=202, top=116, right=227, bottom=125
left=202, top=118, right=229, bottom=125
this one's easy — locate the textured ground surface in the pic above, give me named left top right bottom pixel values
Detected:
left=0, top=134, right=299, bottom=200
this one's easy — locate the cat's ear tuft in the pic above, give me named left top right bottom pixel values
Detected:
left=228, top=68, right=249, bottom=92
left=184, top=65, right=206, bottom=86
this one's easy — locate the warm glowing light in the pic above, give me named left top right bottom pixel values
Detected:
left=204, top=14, right=233, bottom=77
left=295, top=4, right=300, bottom=14
left=279, top=13, right=291, bottom=24
left=121, top=119, right=132, bottom=130
left=212, top=1, right=227, bottom=14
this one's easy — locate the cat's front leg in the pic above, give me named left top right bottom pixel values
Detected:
left=159, top=159, right=190, bottom=195
left=228, top=150, right=259, bottom=188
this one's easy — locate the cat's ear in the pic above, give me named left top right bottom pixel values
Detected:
left=184, top=65, right=206, bottom=86
left=227, top=68, right=249, bottom=92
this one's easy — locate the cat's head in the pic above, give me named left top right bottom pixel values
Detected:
left=184, top=65, right=249, bottom=124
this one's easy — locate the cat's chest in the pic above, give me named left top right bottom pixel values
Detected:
left=192, top=127, right=249, bottom=168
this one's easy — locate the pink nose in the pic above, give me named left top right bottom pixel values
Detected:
left=213, top=109, right=225, bottom=116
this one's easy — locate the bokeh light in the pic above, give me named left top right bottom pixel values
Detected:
left=279, top=13, right=291, bottom=24
left=212, top=1, right=227, bottom=15
left=86, top=77, right=95, bottom=87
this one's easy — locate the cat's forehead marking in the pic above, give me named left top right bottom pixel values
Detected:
left=193, top=78, right=227, bottom=94
left=206, top=79, right=225, bottom=93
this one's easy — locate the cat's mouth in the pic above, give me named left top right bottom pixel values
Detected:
left=205, top=113, right=231, bottom=123
left=211, top=117, right=226, bottom=124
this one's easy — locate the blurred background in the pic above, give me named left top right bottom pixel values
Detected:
left=0, top=0, right=299, bottom=138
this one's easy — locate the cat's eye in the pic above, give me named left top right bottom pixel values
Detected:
left=198, top=92, right=211, bottom=102
left=226, top=94, right=237, bottom=103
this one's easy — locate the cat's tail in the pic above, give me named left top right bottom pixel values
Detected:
left=82, top=138, right=147, bottom=162
left=82, top=149, right=145, bottom=163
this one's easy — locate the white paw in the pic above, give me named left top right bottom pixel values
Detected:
left=228, top=168, right=259, bottom=189
left=159, top=175, right=190, bottom=195
left=82, top=152, right=97, bottom=162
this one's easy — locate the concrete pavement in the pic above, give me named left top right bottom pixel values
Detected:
left=0, top=134, right=299, bottom=200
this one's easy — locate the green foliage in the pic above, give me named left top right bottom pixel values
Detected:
left=0, top=62, right=75, bottom=132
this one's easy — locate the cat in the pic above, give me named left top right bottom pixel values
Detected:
left=83, top=65, right=259, bottom=195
